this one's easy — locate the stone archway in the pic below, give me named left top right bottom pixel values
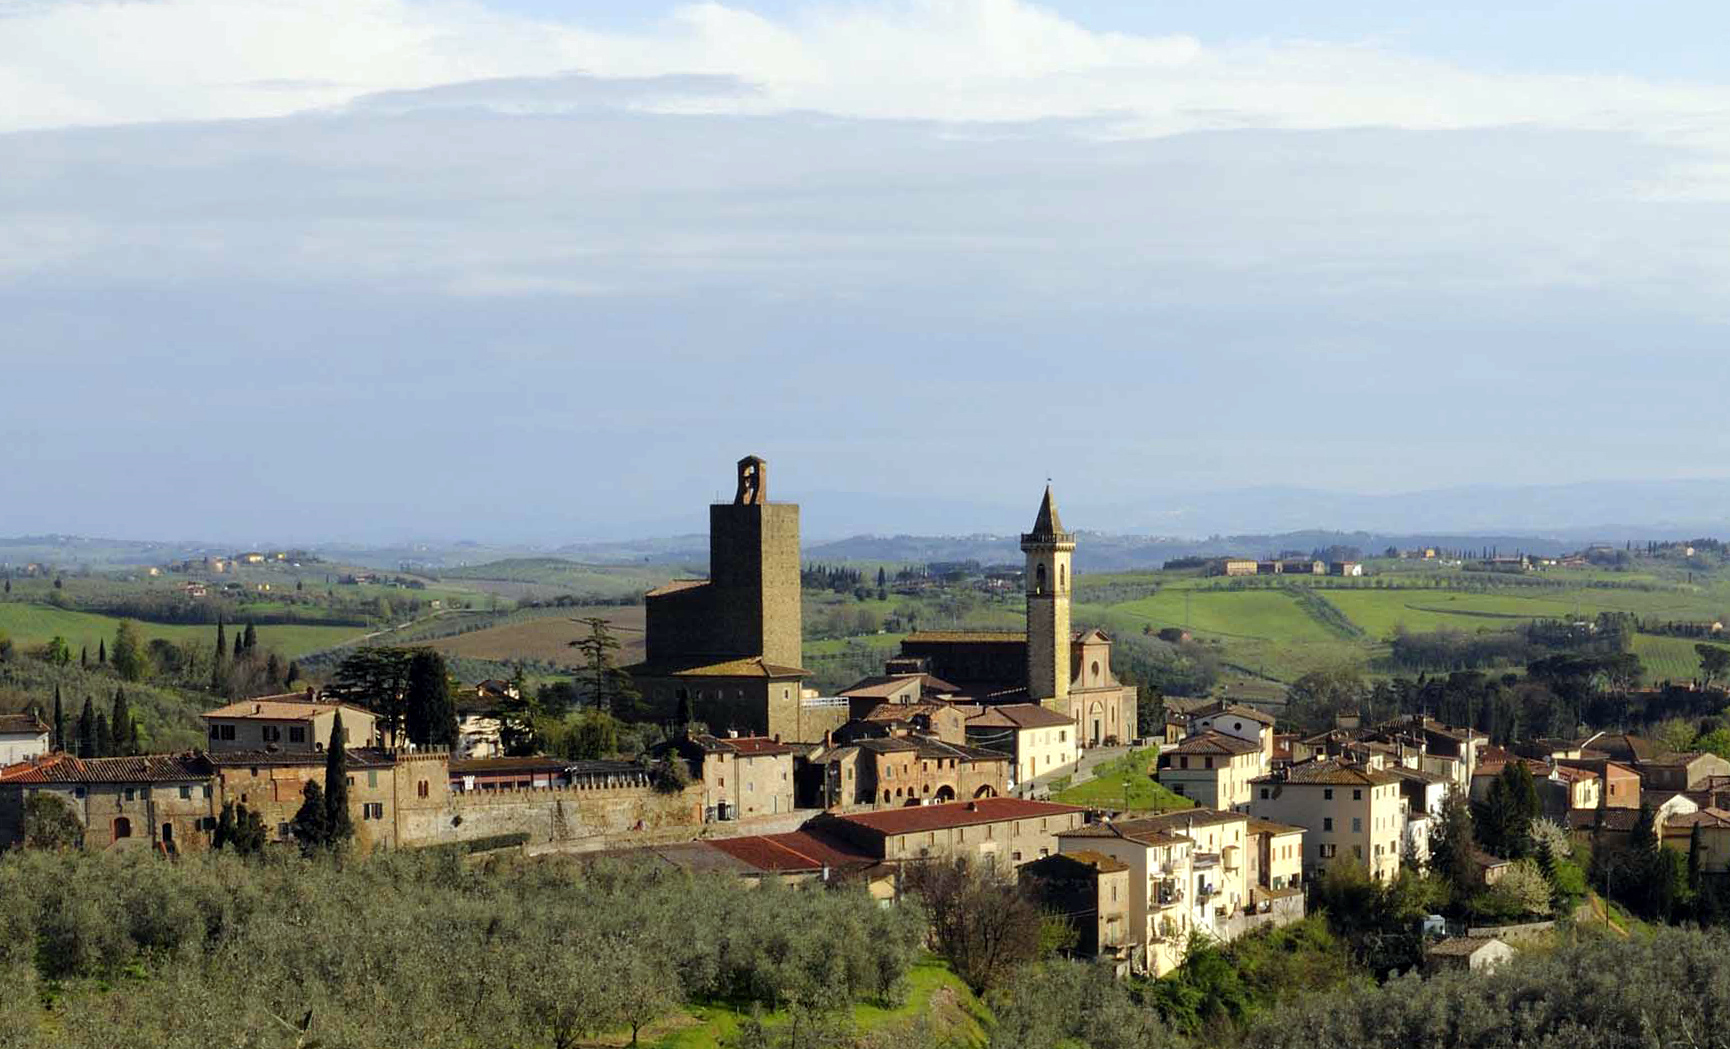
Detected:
left=113, top=816, right=132, bottom=840
left=973, top=785, right=995, bottom=799
left=934, top=785, right=956, bottom=803
left=1087, top=701, right=1105, bottom=747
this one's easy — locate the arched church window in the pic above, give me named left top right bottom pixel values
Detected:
left=1060, top=565, right=1066, bottom=588
left=1035, top=564, right=1046, bottom=594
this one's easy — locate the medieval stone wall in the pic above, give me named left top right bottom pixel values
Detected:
left=395, top=782, right=705, bottom=848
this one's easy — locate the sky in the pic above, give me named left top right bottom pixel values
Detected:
left=5, top=0, right=1730, bottom=544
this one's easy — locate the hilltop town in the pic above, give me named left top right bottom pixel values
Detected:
left=3, top=456, right=1730, bottom=1046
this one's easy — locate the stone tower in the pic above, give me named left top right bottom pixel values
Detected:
left=705, top=456, right=803, bottom=668
left=1021, top=485, right=1075, bottom=707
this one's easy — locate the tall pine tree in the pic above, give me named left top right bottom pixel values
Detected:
left=323, top=711, right=354, bottom=845
left=242, top=622, right=257, bottom=653
left=211, top=619, right=227, bottom=693
left=52, top=686, right=64, bottom=753
left=97, top=639, right=106, bottom=665
left=94, top=714, right=112, bottom=759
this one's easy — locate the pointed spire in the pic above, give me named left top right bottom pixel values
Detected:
left=1031, top=485, right=1064, bottom=536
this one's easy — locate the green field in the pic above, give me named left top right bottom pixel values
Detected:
left=1053, top=748, right=1192, bottom=812
left=0, top=602, right=366, bottom=660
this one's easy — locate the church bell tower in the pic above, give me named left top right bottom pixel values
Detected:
left=1021, top=485, right=1075, bottom=708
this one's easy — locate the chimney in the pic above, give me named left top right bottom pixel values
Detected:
left=305, top=686, right=315, bottom=701
left=966, top=801, right=977, bottom=811
left=772, top=733, right=780, bottom=744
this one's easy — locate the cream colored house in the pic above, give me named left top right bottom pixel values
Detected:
left=1248, top=816, right=1305, bottom=891
left=1664, top=808, right=1730, bottom=874
left=1189, top=702, right=1276, bottom=762
left=1252, top=759, right=1402, bottom=881
left=1156, top=732, right=1265, bottom=811
left=965, top=703, right=1077, bottom=786
left=0, top=715, right=50, bottom=766
left=1056, top=818, right=1198, bottom=977
left=201, top=693, right=378, bottom=754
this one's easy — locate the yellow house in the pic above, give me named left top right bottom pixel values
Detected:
left=1663, top=808, right=1730, bottom=874
left=1156, top=731, right=1265, bottom=811
left=1251, top=759, right=1402, bottom=881
left=965, top=703, right=1078, bottom=786
left=202, top=692, right=379, bottom=754
left=1249, top=816, right=1306, bottom=891
left=1056, top=818, right=1197, bottom=977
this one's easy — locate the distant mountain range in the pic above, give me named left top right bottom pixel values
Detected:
left=2, top=478, right=1727, bottom=572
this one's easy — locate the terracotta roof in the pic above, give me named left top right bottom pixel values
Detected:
left=840, top=675, right=950, bottom=699
left=1566, top=808, right=1641, bottom=831
left=690, top=734, right=795, bottom=757
left=1024, top=849, right=1128, bottom=875
left=1385, top=766, right=1450, bottom=786
left=1246, top=816, right=1306, bottom=837
left=1551, top=765, right=1599, bottom=784
left=1058, top=822, right=1193, bottom=847
left=207, top=748, right=396, bottom=769
left=1262, top=758, right=1398, bottom=787
left=1111, top=809, right=1247, bottom=838
left=645, top=579, right=709, bottom=598
left=707, top=831, right=879, bottom=873
left=829, top=797, right=1085, bottom=837
left=0, top=714, right=48, bottom=736
left=628, top=656, right=809, bottom=679
left=902, top=631, right=1027, bottom=645
left=1195, top=702, right=1276, bottom=727
left=1666, top=807, right=1730, bottom=830
left=203, top=697, right=372, bottom=721
left=1164, top=731, right=1261, bottom=757
left=966, top=703, right=1074, bottom=730
left=0, top=752, right=211, bottom=784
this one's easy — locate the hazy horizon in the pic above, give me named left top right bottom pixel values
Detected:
left=8, top=2, right=1730, bottom=541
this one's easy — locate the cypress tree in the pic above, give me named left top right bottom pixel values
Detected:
left=214, top=800, right=236, bottom=849
left=285, top=660, right=300, bottom=687
left=242, top=622, right=257, bottom=652
left=1690, top=822, right=1705, bottom=895
left=76, top=698, right=95, bottom=758
left=97, top=639, right=106, bottom=665
left=52, top=686, right=64, bottom=753
left=94, top=714, right=112, bottom=759
left=323, top=711, right=354, bottom=844
left=405, top=649, right=457, bottom=747
left=80, top=646, right=88, bottom=669
left=233, top=633, right=243, bottom=660
left=212, top=619, right=227, bottom=693
left=111, top=688, right=135, bottom=756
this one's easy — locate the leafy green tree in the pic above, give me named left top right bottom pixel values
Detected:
left=1698, top=643, right=1730, bottom=688
left=1429, top=788, right=1477, bottom=890
left=570, top=617, right=641, bottom=715
left=324, top=711, right=354, bottom=845
left=1479, top=761, right=1541, bottom=858
left=42, top=635, right=72, bottom=666
left=325, top=648, right=413, bottom=743
left=291, top=781, right=331, bottom=849
left=1696, top=727, right=1730, bottom=759
left=22, top=792, right=83, bottom=849
left=110, top=620, right=146, bottom=682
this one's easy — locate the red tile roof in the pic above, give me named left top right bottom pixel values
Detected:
left=0, top=714, right=48, bottom=736
left=1259, top=758, right=1399, bottom=787
left=0, top=752, right=211, bottom=784
left=966, top=703, right=1074, bottom=730
left=707, top=831, right=880, bottom=873
left=830, top=797, right=1085, bottom=837
left=1164, top=730, right=1261, bottom=757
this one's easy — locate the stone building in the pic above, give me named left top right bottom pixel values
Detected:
left=202, top=691, right=379, bottom=755
left=664, top=732, right=797, bottom=821
left=882, top=488, right=1137, bottom=748
left=1019, top=850, right=1132, bottom=969
left=627, top=456, right=848, bottom=743
left=798, top=731, right=1010, bottom=811
left=0, top=753, right=218, bottom=852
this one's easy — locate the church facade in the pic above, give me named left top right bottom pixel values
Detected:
left=889, top=487, right=1138, bottom=747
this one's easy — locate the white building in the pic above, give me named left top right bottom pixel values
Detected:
left=0, top=714, right=50, bottom=766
